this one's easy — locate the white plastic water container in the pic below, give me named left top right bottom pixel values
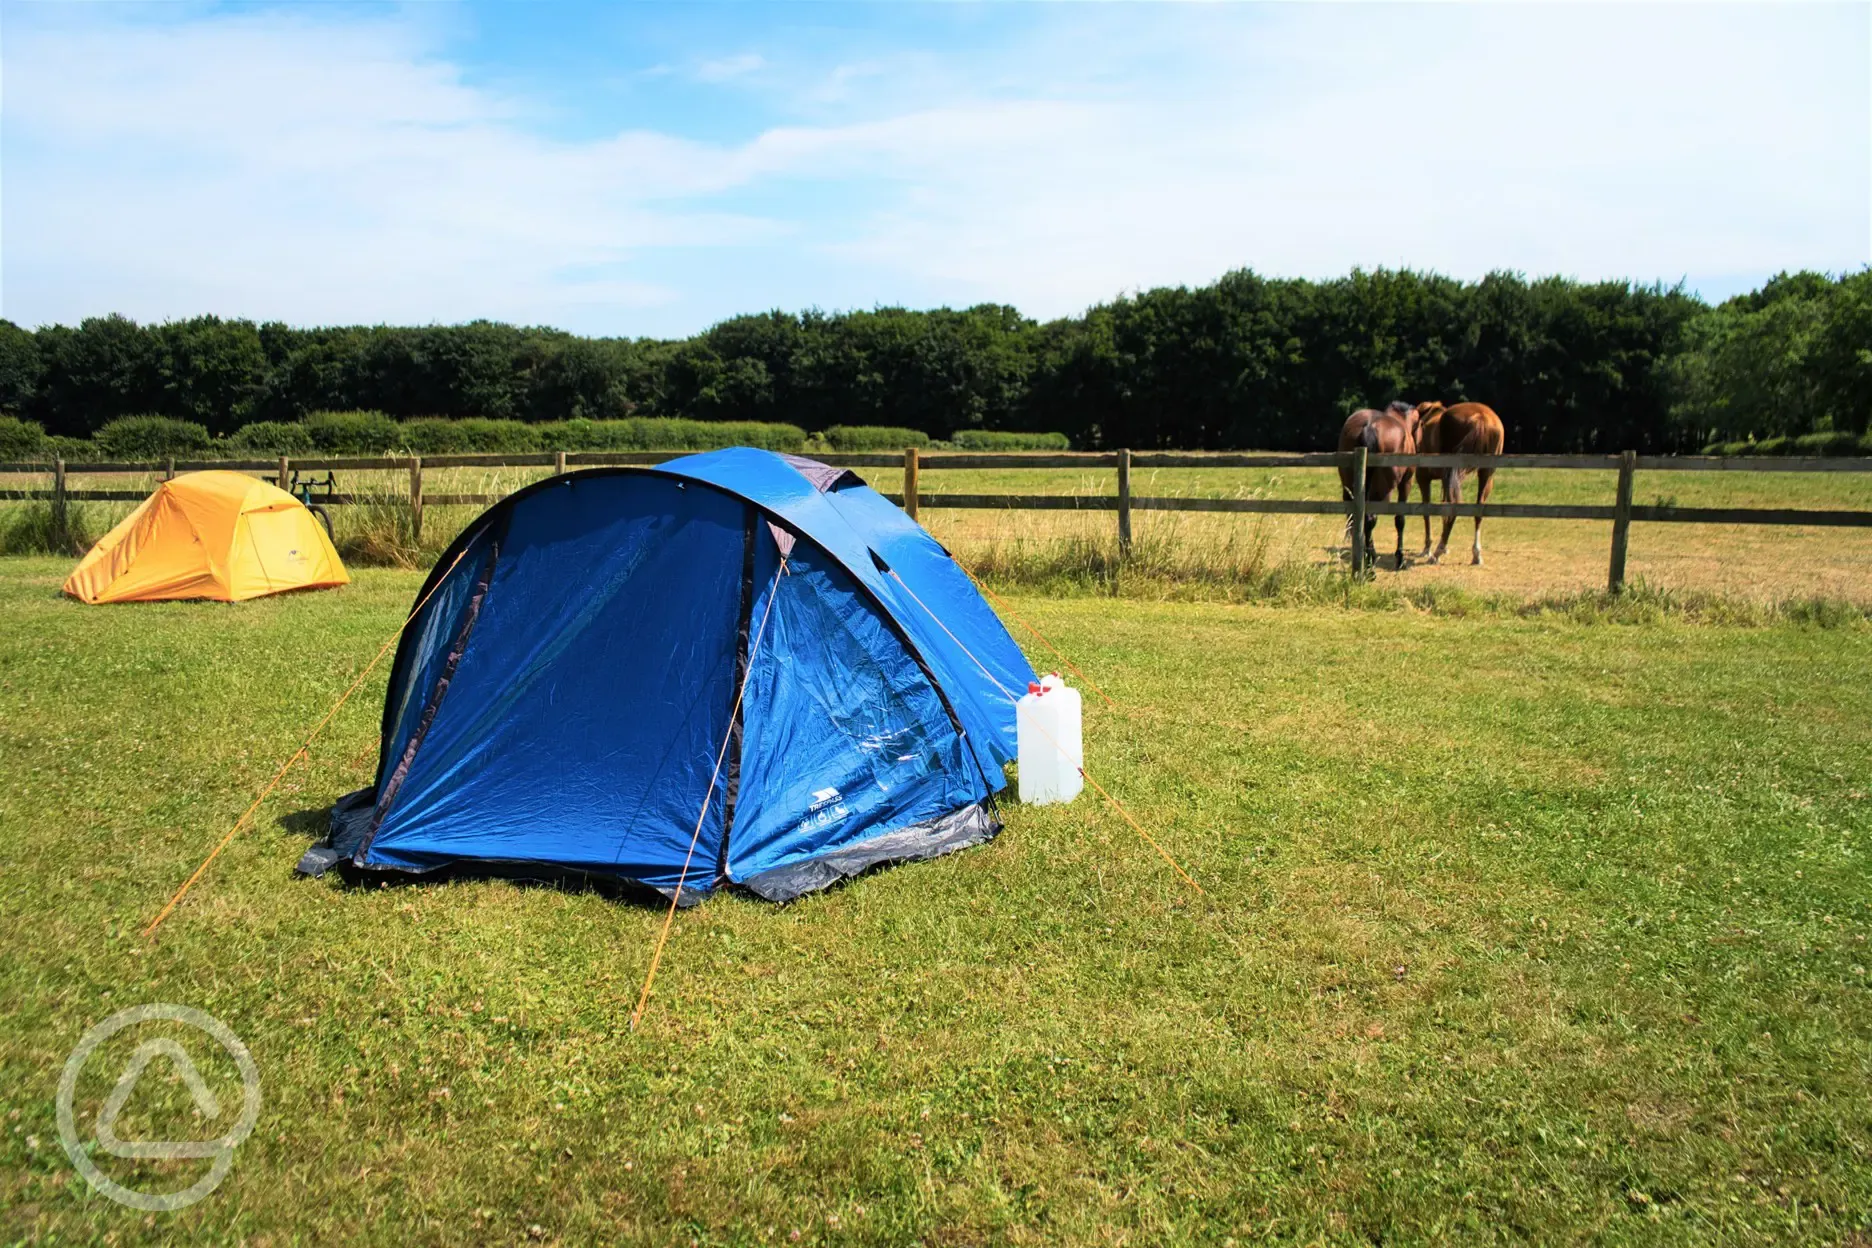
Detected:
left=1016, top=673, right=1084, bottom=805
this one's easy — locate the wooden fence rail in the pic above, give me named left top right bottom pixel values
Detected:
left=6, top=448, right=1871, bottom=592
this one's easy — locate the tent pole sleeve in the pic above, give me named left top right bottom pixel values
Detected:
left=715, top=506, right=760, bottom=880
left=358, top=532, right=502, bottom=858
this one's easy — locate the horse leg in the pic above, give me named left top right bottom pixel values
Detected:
left=1416, top=472, right=1436, bottom=556
left=1472, top=467, right=1495, bottom=566
left=1393, top=481, right=1408, bottom=570
left=1430, top=471, right=1460, bottom=563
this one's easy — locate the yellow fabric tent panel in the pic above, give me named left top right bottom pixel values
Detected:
left=64, top=471, right=350, bottom=603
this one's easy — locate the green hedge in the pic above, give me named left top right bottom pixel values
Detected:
left=46, top=436, right=97, bottom=462
left=304, top=410, right=401, bottom=454
left=530, top=417, right=806, bottom=452
left=821, top=425, right=930, bottom=451
left=1701, top=431, right=1872, bottom=457
left=951, top=430, right=1071, bottom=451
left=0, top=416, right=47, bottom=460
left=1795, top=431, right=1870, bottom=456
left=13, top=414, right=1097, bottom=462
left=94, top=415, right=213, bottom=459
left=229, top=421, right=316, bottom=454
left=398, top=418, right=541, bottom=454
left=236, top=415, right=798, bottom=455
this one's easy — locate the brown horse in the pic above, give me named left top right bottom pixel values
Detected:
left=1337, top=401, right=1418, bottom=571
left=1412, top=401, right=1505, bottom=565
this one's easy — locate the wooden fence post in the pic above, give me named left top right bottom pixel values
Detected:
left=554, top=450, right=567, bottom=477
left=277, top=455, right=290, bottom=491
left=1117, top=448, right=1133, bottom=556
left=1349, top=446, right=1368, bottom=575
left=409, top=455, right=424, bottom=544
left=1608, top=449, right=1636, bottom=593
left=903, top=446, right=920, bottom=522
left=52, top=457, right=68, bottom=552
left=164, top=456, right=175, bottom=482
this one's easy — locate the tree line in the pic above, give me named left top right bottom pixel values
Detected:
left=1, top=267, right=1865, bottom=453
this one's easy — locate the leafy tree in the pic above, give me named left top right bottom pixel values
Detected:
left=8, top=267, right=1861, bottom=453
left=253, top=330, right=368, bottom=419
left=33, top=314, right=163, bottom=436
left=1811, top=269, right=1872, bottom=435
left=0, top=320, right=44, bottom=416
left=1667, top=271, right=1835, bottom=444
left=156, top=315, right=267, bottom=433
left=519, top=336, right=642, bottom=421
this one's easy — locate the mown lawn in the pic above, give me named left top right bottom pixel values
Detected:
left=1, top=556, right=1868, bottom=1244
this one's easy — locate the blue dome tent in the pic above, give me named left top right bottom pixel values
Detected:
left=300, top=448, right=1036, bottom=903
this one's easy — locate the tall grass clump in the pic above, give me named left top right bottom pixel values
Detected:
left=0, top=499, right=102, bottom=556
left=951, top=430, right=1071, bottom=451
left=0, top=416, right=48, bottom=460
left=821, top=425, right=929, bottom=451
left=959, top=512, right=1319, bottom=601
left=329, top=487, right=428, bottom=568
left=328, top=467, right=540, bottom=568
left=93, top=415, right=213, bottom=459
left=530, top=417, right=805, bottom=452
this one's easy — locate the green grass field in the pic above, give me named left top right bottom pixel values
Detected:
left=8, top=457, right=1872, bottom=607
left=2, top=555, right=1868, bottom=1244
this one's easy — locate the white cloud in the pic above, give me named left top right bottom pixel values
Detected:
left=1, top=9, right=770, bottom=328
left=808, top=6, right=1871, bottom=311
left=694, top=53, right=766, bottom=84
left=1, top=4, right=1865, bottom=334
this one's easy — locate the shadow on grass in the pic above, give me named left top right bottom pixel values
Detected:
left=280, top=802, right=990, bottom=910
left=281, top=804, right=687, bottom=907
left=313, top=856, right=679, bottom=908
left=278, top=806, right=331, bottom=839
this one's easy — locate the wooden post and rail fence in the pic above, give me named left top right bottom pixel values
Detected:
left=6, top=448, right=1872, bottom=593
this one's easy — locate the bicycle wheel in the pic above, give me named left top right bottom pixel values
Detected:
left=307, top=504, right=334, bottom=540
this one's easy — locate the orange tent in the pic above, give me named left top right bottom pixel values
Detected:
left=64, top=471, right=349, bottom=604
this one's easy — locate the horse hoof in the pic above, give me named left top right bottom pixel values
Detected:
left=1424, top=553, right=1441, bottom=566
left=1472, top=555, right=1484, bottom=567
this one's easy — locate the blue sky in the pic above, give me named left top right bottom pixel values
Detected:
left=3, top=2, right=1867, bottom=336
